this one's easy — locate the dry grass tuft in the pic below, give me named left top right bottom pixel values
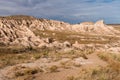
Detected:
left=49, top=65, right=58, bottom=72
left=67, top=76, right=76, bottom=80
left=75, top=66, right=120, bottom=80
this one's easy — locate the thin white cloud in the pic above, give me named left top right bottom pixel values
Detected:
left=0, top=0, right=119, bottom=23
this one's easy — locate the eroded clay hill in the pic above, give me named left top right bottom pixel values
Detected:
left=0, top=18, right=41, bottom=47
left=0, top=15, right=120, bottom=48
left=72, top=20, right=120, bottom=35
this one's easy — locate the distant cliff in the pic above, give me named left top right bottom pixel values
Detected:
left=0, top=15, right=119, bottom=48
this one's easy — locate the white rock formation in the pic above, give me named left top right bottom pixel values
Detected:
left=72, top=20, right=120, bottom=35
left=0, top=15, right=119, bottom=48
left=0, top=19, right=42, bottom=47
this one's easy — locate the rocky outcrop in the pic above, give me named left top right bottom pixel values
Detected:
left=0, top=19, right=42, bottom=47
left=72, top=20, right=120, bottom=35
left=0, top=15, right=120, bottom=48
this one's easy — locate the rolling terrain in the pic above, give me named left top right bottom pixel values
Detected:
left=0, top=15, right=120, bottom=80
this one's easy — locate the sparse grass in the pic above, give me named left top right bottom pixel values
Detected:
left=0, top=48, right=92, bottom=69
left=15, top=75, right=35, bottom=80
left=0, top=46, right=31, bottom=54
left=60, top=60, right=72, bottom=69
left=80, top=53, right=88, bottom=59
left=69, top=52, right=120, bottom=80
left=98, top=52, right=109, bottom=61
left=98, top=52, right=120, bottom=62
left=13, top=66, right=43, bottom=80
left=73, top=63, right=81, bottom=67
left=49, top=65, right=58, bottom=72
left=67, top=76, right=76, bottom=80
left=33, top=54, right=41, bottom=59
left=34, top=30, right=120, bottom=44
left=112, top=25, right=120, bottom=31
left=75, top=66, right=120, bottom=80
left=0, top=48, right=51, bottom=68
left=0, top=27, right=119, bottom=69
left=60, top=61, right=67, bottom=67
left=56, top=50, right=89, bottom=59
left=98, top=52, right=120, bottom=71
left=1, top=65, right=42, bottom=80
left=84, top=48, right=95, bottom=55
left=15, top=68, right=40, bottom=77
left=0, top=53, right=30, bottom=68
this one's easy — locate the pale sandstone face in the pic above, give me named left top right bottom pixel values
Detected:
left=0, top=16, right=120, bottom=48
left=0, top=19, right=41, bottom=47
left=72, top=20, right=120, bottom=34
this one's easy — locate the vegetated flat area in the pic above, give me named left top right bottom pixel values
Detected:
left=109, top=24, right=120, bottom=31
left=0, top=26, right=120, bottom=80
left=1, top=48, right=120, bottom=80
left=34, top=29, right=119, bottom=44
left=0, top=48, right=105, bottom=80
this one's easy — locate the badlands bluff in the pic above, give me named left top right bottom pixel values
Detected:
left=0, top=15, right=120, bottom=52
left=1, top=15, right=120, bottom=80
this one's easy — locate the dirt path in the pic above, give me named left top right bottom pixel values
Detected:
left=85, top=53, right=107, bottom=67
left=0, top=69, right=8, bottom=80
left=34, top=68, right=80, bottom=80
left=0, top=52, right=107, bottom=80
left=33, top=53, right=107, bottom=80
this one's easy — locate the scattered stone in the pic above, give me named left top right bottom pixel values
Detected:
left=46, top=38, right=54, bottom=43
left=63, top=41, right=71, bottom=48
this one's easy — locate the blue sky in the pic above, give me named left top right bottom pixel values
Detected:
left=0, top=0, right=120, bottom=24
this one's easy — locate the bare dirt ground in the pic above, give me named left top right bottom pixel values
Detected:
left=35, top=53, right=107, bottom=80
left=0, top=17, right=120, bottom=80
left=34, top=53, right=107, bottom=80
left=0, top=52, right=107, bottom=80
